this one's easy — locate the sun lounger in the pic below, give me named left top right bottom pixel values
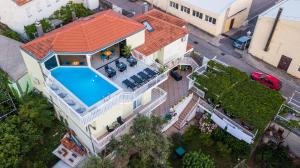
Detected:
left=131, top=75, right=144, bottom=85
left=122, top=79, right=136, bottom=90
left=50, top=84, right=59, bottom=91
left=58, top=92, right=67, bottom=98
left=65, top=98, right=75, bottom=106
left=144, top=68, right=158, bottom=77
left=138, top=71, right=150, bottom=81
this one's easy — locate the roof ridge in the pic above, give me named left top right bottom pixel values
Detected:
left=146, top=14, right=188, bottom=33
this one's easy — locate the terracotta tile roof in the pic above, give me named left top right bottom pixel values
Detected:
left=133, top=9, right=188, bottom=56
left=21, top=10, right=144, bottom=60
left=14, top=0, right=32, bottom=6
left=146, top=9, right=186, bottom=27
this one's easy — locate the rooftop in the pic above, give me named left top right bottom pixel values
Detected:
left=0, top=35, right=27, bottom=81
left=21, top=10, right=145, bottom=60
left=183, top=0, right=236, bottom=14
left=133, top=9, right=188, bottom=56
left=13, top=0, right=32, bottom=6
left=261, top=0, right=300, bottom=21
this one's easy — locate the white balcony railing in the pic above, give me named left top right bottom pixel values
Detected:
left=93, top=87, right=167, bottom=150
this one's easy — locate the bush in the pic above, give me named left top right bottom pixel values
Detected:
left=40, top=19, right=53, bottom=32
left=183, top=151, right=215, bottom=168
left=24, top=24, right=37, bottom=40
left=2, top=29, right=21, bottom=41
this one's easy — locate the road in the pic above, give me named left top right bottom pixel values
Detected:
left=188, top=0, right=300, bottom=99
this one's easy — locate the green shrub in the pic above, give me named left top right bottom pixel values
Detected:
left=40, top=19, right=53, bottom=32
left=183, top=151, right=215, bottom=168
left=2, top=29, right=21, bottom=41
left=24, top=24, right=37, bottom=40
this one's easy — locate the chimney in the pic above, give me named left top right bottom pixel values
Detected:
left=35, top=21, right=44, bottom=37
left=72, top=10, right=77, bottom=21
left=143, top=2, right=149, bottom=13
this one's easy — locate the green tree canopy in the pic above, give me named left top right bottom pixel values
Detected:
left=110, top=115, right=170, bottom=168
left=183, top=151, right=215, bottom=168
left=82, top=156, right=113, bottom=168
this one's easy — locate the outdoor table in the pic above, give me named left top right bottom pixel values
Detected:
left=175, top=147, right=186, bottom=157
left=104, top=51, right=112, bottom=57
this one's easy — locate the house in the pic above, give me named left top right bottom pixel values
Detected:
left=0, top=35, right=32, bottom=97
left=20, top=9, right=193, bottom=160
left=0, top=0, right=100, bottom=37
left=145, top=0, right=253, bottom=36
left=249, top=0, right=300, bottom=78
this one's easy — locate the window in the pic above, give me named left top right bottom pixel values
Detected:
left=133, top=97, right=142, bottom=109
left=192, top=10, right=203, bottom=19
left=180, top=5, right=190, bottom=14
left=169, top=1, right=178, bottom=9
left=25, top=7, right=32, bottom=18
left=205, top=15, right=216, bottom=24
left=212, top=18, right=216, bottom=24
left=44, top=56, right=58, bottom=70
left=142, top=21, right=154, bottom=32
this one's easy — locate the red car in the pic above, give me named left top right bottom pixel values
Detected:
left=250, top=72, right=281, bottom=90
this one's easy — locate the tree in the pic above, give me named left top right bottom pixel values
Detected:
left=83, top=156, right=113, bottom=168
left=110, top=115, right=170, bottom=168
left=19, top=92, right=56, bottom=129
left=183, top=151, right=215, bottom=168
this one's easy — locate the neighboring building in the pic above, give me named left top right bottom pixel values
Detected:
left=20, top=9, right=192, bottom=162
left=249, top=0, right=300, bottom=78
left=145, top=0, right=253, bottom=36
left=0, top=0, right=100, bottom=36
left=0, top=35, right=32, bottom=97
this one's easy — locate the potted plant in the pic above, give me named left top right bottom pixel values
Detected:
left=121, top=45, right=132, bottom=58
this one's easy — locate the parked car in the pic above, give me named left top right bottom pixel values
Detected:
left=250, top=72, right=281, bottom=90
left=170, top=70, right=182, bottom=81
left=233, top=36, right=251, bottom=50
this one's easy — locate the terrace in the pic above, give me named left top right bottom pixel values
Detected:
left=275, top=104, right=300, bottom=136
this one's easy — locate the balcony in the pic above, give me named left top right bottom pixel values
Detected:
left=92, top=87, right=167, bottom=150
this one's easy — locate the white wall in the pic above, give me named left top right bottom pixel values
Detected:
left=0, top=0, right=97, bottom=36
left=161, top=34, right=188, bottom=64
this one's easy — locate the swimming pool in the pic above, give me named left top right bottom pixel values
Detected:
left=51, top=67, right=118, bottom=107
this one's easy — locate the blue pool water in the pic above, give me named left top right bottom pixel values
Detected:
left=51, top=67, right=118, bottom=107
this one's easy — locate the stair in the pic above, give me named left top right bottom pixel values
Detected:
left=174, top=95, right=198, bottom=130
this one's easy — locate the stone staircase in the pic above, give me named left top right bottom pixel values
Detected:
left=174, top=95, right=199, bottom=130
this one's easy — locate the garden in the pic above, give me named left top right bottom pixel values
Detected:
left=193, top=60, right=285, bottom=136
left=24, top=2, right=93, bottom=40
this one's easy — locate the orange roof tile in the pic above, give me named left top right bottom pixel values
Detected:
left=133, top=9, right=188, bottom=56
left=14, top=0, right=32, bottom=6
left=21, top=10, right=144, bottom=60
left=187, top=43, right=194, bottom=52
left=146, top=9, right=186, bottom=27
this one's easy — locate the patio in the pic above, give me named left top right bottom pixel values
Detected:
left=96, top=57, right=159, bottom=91
left=153, top=68, right=192, bottom=117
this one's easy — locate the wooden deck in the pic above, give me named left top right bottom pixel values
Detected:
left=154, top=69, right=192, bottom=117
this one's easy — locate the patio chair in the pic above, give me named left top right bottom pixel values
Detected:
left=63, top=61, right=71, bottom=65
left=126, top=56, right=137, bottom=67
left=105, top=65, right=116, bottom=78
left=115, top=60, right=127, bottom=72
left=117, top=116, right=124, bottom=125
left=130, top=75, right=144, bottom=85
left=144, top=68, right=158, bottom=77
left=138, top=71, right=150, bottom=81
left=122, top=79, right=136, bottom=90
left=106, top=125, right=114, bottom=132
left=101, top=54, right=108, bottom=60
left=79, top=61, right=85, bottom=65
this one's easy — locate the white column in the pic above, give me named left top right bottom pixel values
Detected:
left=86, top=54, right=92, bottom=67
